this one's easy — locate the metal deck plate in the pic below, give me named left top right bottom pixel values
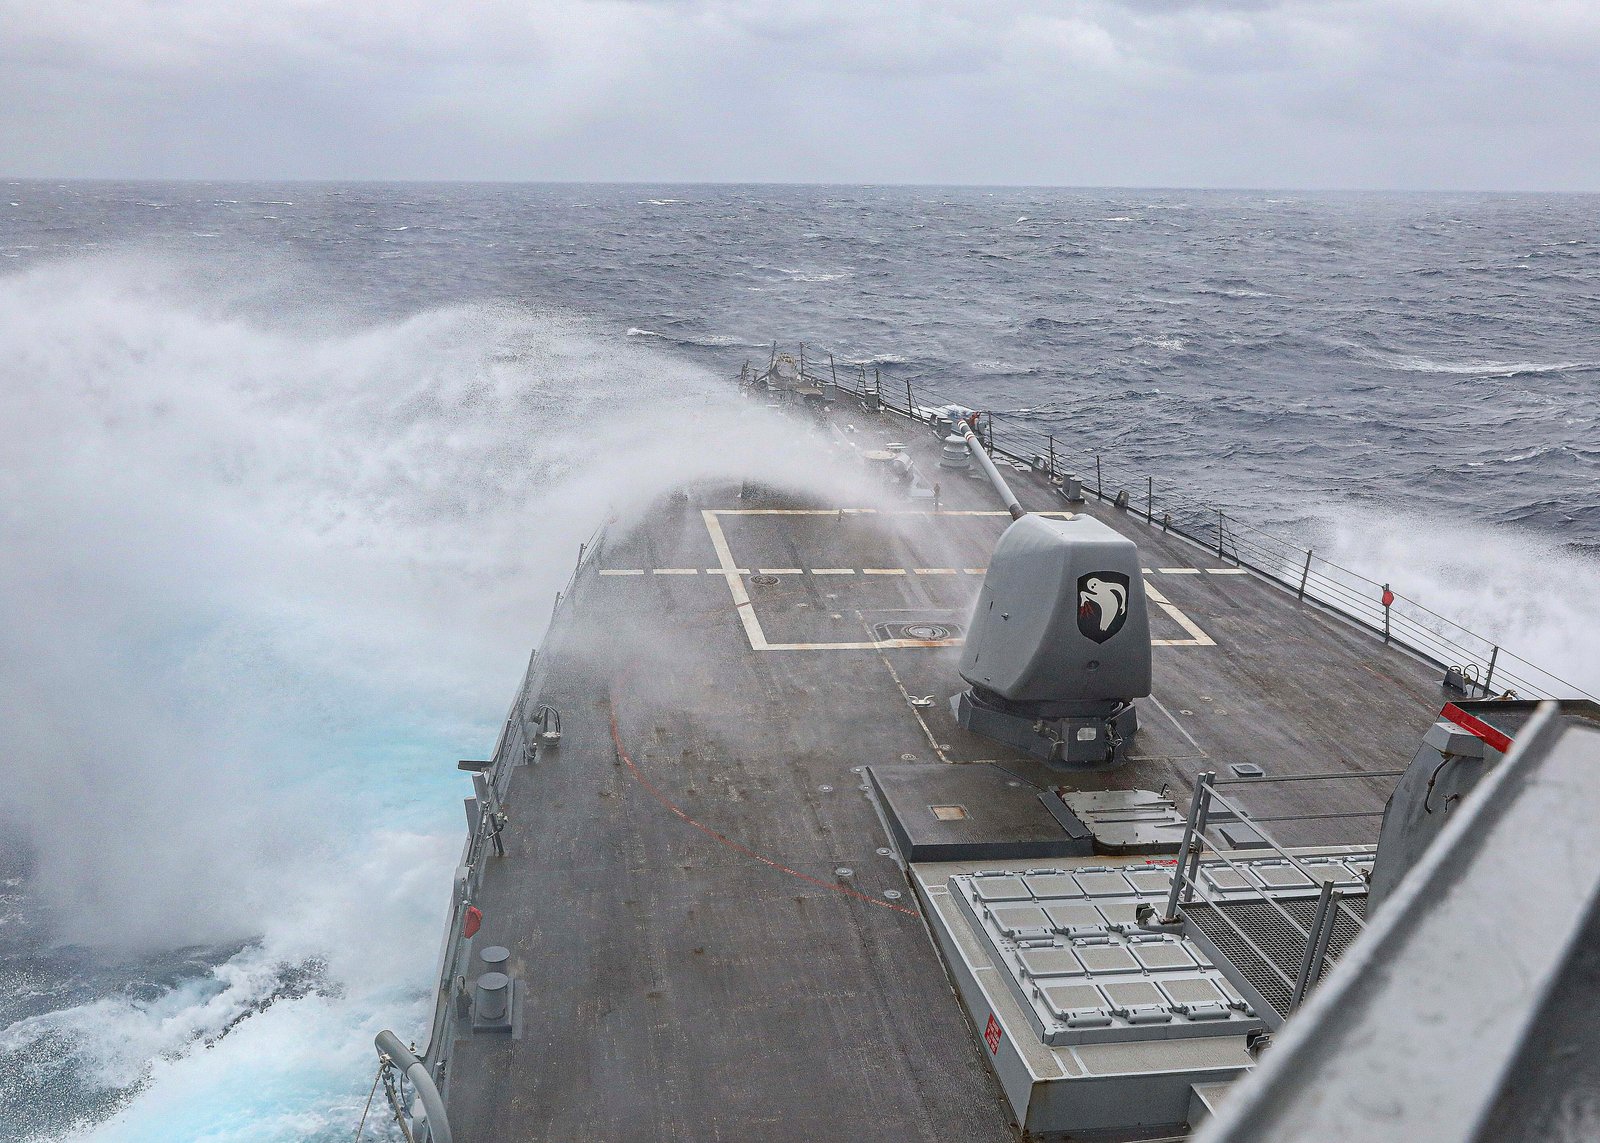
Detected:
left=949, top=866, right=1262, bottom=1047
left=868, top=763, right=1094, bottom=862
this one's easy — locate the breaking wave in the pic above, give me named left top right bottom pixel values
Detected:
left=1356, top=348, right=1600, bottom=377
left=0, top=252, right=864, bottom=1141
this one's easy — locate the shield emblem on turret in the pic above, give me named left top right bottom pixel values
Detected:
left=1078, top=572, right=1130, bottom=643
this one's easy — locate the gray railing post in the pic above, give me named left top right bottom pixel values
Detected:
left=1095, top=455, right=1103, bottom=499
left=1217, top=509, right=1226, bottom=559
left=376, top=1030, right=453, bottom=1143
left=1297, top=550, right=1313, bottom=601
left=1289, top=879, right=1336, bottom=1011
left=1180, top=774, right=1216, bottom=907
left=1483, top=645, right=1499, bottom=696
left=1163, top=771, right=1215, bottom=922
left=1147, top=476, right=1154, bottom=524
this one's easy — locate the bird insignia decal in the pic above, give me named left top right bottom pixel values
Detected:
left=1077, top=572, right=1131, bottom=643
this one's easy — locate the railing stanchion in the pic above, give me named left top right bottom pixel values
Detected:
left=1163, top=771, right=1214, bottom=922
left=1181, top=775, right=1215, bottom=906
left=1483, top=645, right=1499, bottom=696
left=1289, top=879, right=1336, bottom=1011
left=1298, top=549, right=1313, bottom=602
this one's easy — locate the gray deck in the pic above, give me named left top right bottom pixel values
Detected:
left=443, top=404, right=1447, bottom=1141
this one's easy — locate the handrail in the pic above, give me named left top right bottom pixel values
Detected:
left=1193, top=782, right=1368, bottom=935
left=407, top=520, right=611, bottom=1129
left=374, top=1030, right=452, bottom=1143
left=1157, top=769, right=1368, bottom=1015
left=859, top=372, right=1590, bottom=703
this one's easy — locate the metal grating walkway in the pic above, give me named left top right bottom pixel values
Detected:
left=1184, top=895, right=1366, bottom=1020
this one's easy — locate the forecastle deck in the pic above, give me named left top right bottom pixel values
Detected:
left=438, top=399, right=1443, bottom=1141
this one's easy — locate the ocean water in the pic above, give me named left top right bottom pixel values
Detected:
left=1, top=182, right=1597, bottom=1140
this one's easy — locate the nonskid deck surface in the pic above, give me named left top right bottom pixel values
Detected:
left=445, top=409, right=1444, bottom=1141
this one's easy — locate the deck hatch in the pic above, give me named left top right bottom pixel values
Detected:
left=1074, top=871, right=1134, bottom=897
left=971, top=874, right=1028, bottom=901
left=872, top=621, right=966, bottom=643
left=1042, top=903, right=1101, bottom=930
left=1023, top=873, right=1079, bottom=898
left=1019, top=948, right=1082, bottom=977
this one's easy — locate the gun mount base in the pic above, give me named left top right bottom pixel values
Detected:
left=953, top=689, right=1138, bottom=768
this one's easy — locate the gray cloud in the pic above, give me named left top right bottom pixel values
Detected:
left=1, top=0, right=1598, bottom=188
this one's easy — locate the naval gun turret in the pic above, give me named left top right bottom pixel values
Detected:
left=954, top=513, right=1151, bottom=766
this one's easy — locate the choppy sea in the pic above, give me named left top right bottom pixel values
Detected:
left=1, top=182, right=1597, bottom=1141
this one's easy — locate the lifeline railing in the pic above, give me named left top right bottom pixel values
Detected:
left=831, top=359, right=1591, bottom=704
left=1161, top=771, right=1367, bottom=1018
left=368, top=520, right=609, bottom=1142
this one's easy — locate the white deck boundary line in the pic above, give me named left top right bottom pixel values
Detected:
left=1145, top=581, right=1216, bottom=647
left=699, top=508, right=1219, bottom=653
left=702, top=509, right=954, bottom=649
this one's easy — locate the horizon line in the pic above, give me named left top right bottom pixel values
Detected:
left=4, top=176, right=1597, bottom=197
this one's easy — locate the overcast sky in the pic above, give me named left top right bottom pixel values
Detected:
left=3, top=0, right=1598, bottom=189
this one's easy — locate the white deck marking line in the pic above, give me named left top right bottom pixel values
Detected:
left=962, top=568, right=987, bottom=574
left=712, top=508, right=1072, bottom=517
left=699, top=510, right=974, bottom=651
left=702, top=511, right=771, bottom=651
left=913, top=568, right=957, bottom=574
left=760, top=639, right=957, bottom=649
left=1159, top=567, right=1202, bottom=574
left=811, top=569, right=856, bottom=575
left=1142, top=567, right=1154, bottom=574
left=1207, top=567, right=1248, bottom=575
left=874, top=641, right=950, bottom=762
left=1144, top=580, right=1217, bottom=647
left=1148, top=694, right=1208, bottom=757
left=863, top=568, right=906, bottom=575
left=758, top=568, right=803, bottom=575
left=652, top=568, right=700, bottom=575
left=599, top=569, right=645, bottom=576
